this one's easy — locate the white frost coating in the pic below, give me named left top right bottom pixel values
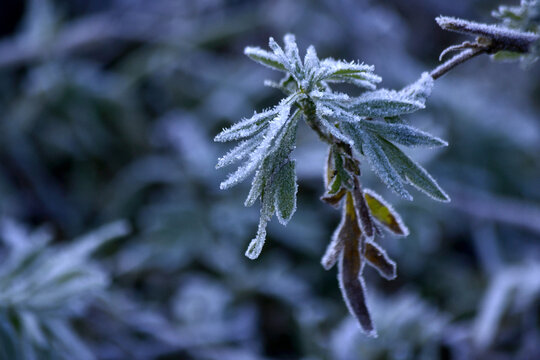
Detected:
left=214, top=108, right=276, bottom=142
left=283, top=34, right=302, bottom=73
left=219, top=102, right=291, bottom=190
left=364, top=240, right=397, bottom=280
left=351, top=88, right=425, bottom=118
left=304, top=45, right=320, bottom=83
left=436, top=16, right=539, bottom=41
left=244, top=46, right=285, bottom=71
left=310, top=89, right=350, bottom=103
left=319, top=116, right=354, bottom=146
left=401, top=72, right=434, bottom=103
left=321, top=205, right=347, bottom=270
left=363, top=188, right=409, bottom=236
left=268, top=37, right=298, bottom=80
left=245, top=217, right=268, bottom=260
left=216, top=133, right=265, bottom=169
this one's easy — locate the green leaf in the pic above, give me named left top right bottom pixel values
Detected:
left=244, top=47, right=287, bottom=72
left=377, top=137, right=450, bottom=202
left=361, top=121, right=447, bottom=148
left=274, top=160, right=297, bottom=225
left=350, top=89, right=425, bottom=118
left=343, top=123, right=411, bottom=200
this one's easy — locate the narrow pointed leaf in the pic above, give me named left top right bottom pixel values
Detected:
left=321, top=188, right=346, bottom=207
left=216, top=133, right=265, bottom=169
left=274, top=160, right=297, bottom=225
left=352, top=177, right=375, bottom=241
left=338, top=228, right=376, bottom=336
left=350, top=89, right=425, bottom=118
left=361, top=121, right=447, bottom=148
left=364, top=241, right=397, bottom=280
left=378, top=138, right=450, bottom=202
left=244, top=158, right=269, bottom=207
left=283, top=34, right=302, bottom=74
left=343, top=123, right=411, bottom=200
left=245, top=218, right=269, bottom=260
left=322, top=192, right=357, bottom=270
left=244, top=46, right=287, bottom=72
left=214, top=108, right=275, bottom=142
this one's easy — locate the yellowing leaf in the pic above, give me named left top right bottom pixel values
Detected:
left=364, top=189, right=409, bottom=236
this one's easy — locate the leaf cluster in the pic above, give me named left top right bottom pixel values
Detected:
left=0, top=220, right=129, bottom=360
left=215, top=35, right=448, bottom=260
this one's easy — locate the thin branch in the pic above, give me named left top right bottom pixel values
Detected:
left=436, top=16, right=539, bottom=54
left=430, top=47, right=486, bottom=80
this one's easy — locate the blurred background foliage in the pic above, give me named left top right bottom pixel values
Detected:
left=0, top=0, right=538, bottom=359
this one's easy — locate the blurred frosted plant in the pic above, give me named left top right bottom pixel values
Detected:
left=215, top=34, right=448, bottom=335
left=0, top=219, right=129, bottom=360
left=473, top=261, right=540, bottom=350
left=330, top=292, right=450, bottom=360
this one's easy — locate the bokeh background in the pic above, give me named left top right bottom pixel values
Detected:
left=0, top=0, right=539, bottom=359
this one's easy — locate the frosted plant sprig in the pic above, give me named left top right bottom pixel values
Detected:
left=216, top=34, right=448, bottom=335
left=433, top=2, right=540, bottom=76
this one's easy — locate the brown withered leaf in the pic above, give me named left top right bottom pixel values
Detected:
left=321, top=192, right=356, bottom=270
left=321, top=188, right=346, bottom=208
left=364, top=241, right=397, bottom=280
left=352, top=178, right=375, bottom=240
left=338, top=231, right=376, bottom=336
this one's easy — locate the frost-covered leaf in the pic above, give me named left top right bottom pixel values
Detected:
left=214, top=108, right=276, bottom=143
left=361, top=121, right=447, bottom=148
left=321, top=189, right=346, bottom=207
left=284, top=34, right=303, bottom=76
left=364, top=241, right=397, bottom=280
left=342, top=123, right=411, bottom=200
left=241, top=110, right=299, bottom=258
left=244, top=157, right=269, bottom=207
left=349, top=89, right=425, bottom=118
left=274, top=160, right=297, bottom=225
left=219, top=95, right=297, bottom=190
left=377, top=138, right=450, bottom=202
left=338, top=217, right=376, bottom=336
left=318, top=115, right=354, bottom=145
left=321, top=193, right=354, bottom=270
left=245, top=217, right=269, bottom=260
left=321, top=59, right=381, bottom=89
left=352, top=177, right=375, bottom=241
left=244, top=46, right=287, bottom=72
left=364, top=189, right=409, bottom=236
left=216, top=133, right=265, bottom=169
